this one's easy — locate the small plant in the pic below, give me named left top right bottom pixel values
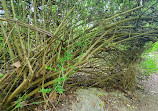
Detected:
left=38, top=76, right=67, bottom=98
left=31, top=101, right=40, bottom=105
left=14, top=93, right=27, bottom=110
left=53, top=76, right=67, bottom=94
left=38, top=88, right=53, bottom=95
left=42, top=48, right=73, bottom=96
left=45, top=66, right=57, bottom=71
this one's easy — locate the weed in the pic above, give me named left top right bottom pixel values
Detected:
left=54, top=76, right=67, bottom=94
left=38, top=88, right=53, bottom=95
left=45, top=66, right=57, bottom=71
left=14, top=93, right=27, bottom=109
left=32, top=101, right=40, bottom=105
left=43, top=48, right=75, bottom=94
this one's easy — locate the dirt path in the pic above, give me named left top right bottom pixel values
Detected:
left=48, top=74, right=158, bottom=111
left=136, top=74, right=158, bottom=111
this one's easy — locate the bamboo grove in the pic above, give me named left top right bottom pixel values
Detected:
left=0, top=0, right=158, bottom=110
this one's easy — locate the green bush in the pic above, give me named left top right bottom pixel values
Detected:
left=141, top=56, right=158, bottom=76
left=152, top=41, right=158, bottom=51
left=141, top=41, right=158, bottom=76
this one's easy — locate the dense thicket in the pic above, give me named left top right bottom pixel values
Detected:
left=0, top=0, right=158, bottom=110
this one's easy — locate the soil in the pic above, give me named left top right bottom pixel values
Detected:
left=135, top=73, right=158, bottom=111
left=36, top=52, right=158, bottom=111
left=42, top=73, right=158, bottom=111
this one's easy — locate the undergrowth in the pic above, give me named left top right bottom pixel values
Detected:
left=0, top=0, right=158, bottom=110
left=141, top=41, right=158, bottom=76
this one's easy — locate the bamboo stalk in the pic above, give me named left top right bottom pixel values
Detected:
left=1, top=0, right=23, bottom=61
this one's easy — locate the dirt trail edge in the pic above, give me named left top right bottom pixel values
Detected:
left=135, top=74, right=158, bottom=111
left=56, top=74, right=158, bottom=111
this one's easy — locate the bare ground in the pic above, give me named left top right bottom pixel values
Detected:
left=54, top=74, right=158, bottom=111
left=135, top=74, right=158, bottom=111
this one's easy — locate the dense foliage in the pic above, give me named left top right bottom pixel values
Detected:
left=0, top=0, right=158, bottom=110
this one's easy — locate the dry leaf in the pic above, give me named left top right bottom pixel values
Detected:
left=49, top=91, right=57, bottom=101
left=11, top=61, right=21, bottom=69
left=35, top=92, right=40, bottom=98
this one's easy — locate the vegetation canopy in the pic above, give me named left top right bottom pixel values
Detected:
left=0, top=0, right=158, bottom=110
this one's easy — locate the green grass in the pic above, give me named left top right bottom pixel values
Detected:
left=141, top=41, right=158, bottom=76
left=141, top=56, right=158, bottom=76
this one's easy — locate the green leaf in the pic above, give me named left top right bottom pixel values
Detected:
left=23, top=94, right=27, bottom=100
left=0, top=74, right=4, bottom=77
left=71, top=66, right=76, bottom=70
left=15, top=103, right=22, bottom=108
left=35, top=101, right=40, bottom=105
left=146, top=23, right=149, bottom=27
left=52, top=68, right=57, bottom=71
left=99, top=103, right=103, bottom=107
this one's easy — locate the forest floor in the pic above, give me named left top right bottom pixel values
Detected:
left=46, top=73, right=158, bottom=111
left=36, top=52, right=158, bottom=111
left=135, top=51, right=158, bottom=111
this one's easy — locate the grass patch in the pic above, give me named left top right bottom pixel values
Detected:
left=141, top=41, right=158, bottom=76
